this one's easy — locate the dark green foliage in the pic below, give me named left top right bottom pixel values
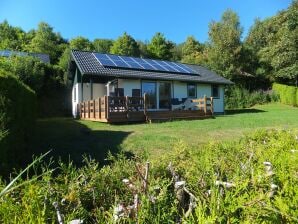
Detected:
left=181, top=36, right=205, bottom=64
left=147, top=32, right=174, bottom=60
left=110, top=32, right=140, bottom=57
left=225, top=86, right=278, bottom=109
left=244, top=1, right=298, bottom=85
left=207, top=10, right=243, bottom=81
left=272, top=83, right=297, bottom=106
left=27, top=22, right=66, bottom=64
left=0, top=70, right=36, bottom=174
left=93, top=38, right=113, bottom=53
left=69, top=36, right=94, bottom=51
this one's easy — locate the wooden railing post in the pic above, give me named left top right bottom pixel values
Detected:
left=125, top=96, right=129, bottom=111
left=105, top=95, right=109, bottom=120
left=143, top=93, right=147, bottom=115
left=93, top=99, right=96, bottom=119
left=78, top=103, right=81, bottom=118
left=204, top=95, right=207, bottom=115
left=88, top=100, right=90, bottom=118
left=98, top=98, right=101, bottom=119
left=210, top=97, right=214, bottom=115
left=83, top=102, right=86, bottom=118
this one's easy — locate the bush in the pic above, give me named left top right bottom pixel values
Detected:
left=0, top=129, right=297, bottom=223
left=272, top=83, right=297, bottom=106
left=0, top=70, right=36, bottom=174
left=225, top=86, right=277, bottom=109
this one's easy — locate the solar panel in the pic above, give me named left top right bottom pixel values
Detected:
left=93, top=53, right=198, bottom=75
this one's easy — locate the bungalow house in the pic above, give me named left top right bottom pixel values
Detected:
left=69, top=50, right=233, bottom=123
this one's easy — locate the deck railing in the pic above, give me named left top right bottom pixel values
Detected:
left=79, top=95, right=213, bottom=121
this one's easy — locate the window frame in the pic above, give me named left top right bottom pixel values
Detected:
left=211, top=84, right=220, bottom=98
left=187, top=83, right=197, bottom=98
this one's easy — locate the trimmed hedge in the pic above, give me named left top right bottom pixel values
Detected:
left=0, top=70, right=36, bottom=174
left=272, top=83, right=297, bottom=106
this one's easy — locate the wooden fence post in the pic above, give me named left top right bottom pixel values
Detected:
left=143, top=93, right=147, bottom=115
left=88, top=100, right=90, bottom=118
left=93, top=99, right=96, bottom=119
left=98, top=98, right=101, bottom=119
left=210, top=97, right=214, bottom=115
left=83, top=102, right=86, bottom=118
left=105, top=96, right=109, bottom=120
left=204, top=95, right=207, bottom=115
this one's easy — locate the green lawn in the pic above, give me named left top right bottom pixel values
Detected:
left=32, top=103, right=298, bottom=165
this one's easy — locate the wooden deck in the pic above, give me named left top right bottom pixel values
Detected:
left=79, top=95, right=214, bottom=123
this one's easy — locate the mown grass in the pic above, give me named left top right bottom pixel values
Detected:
left=31, top=103, right=298, bottom=164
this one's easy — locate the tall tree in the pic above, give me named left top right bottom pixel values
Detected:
left=147, top=32, right=174, bottom=60
left=110, top=32, right=140, bottom=56
left=171, top=43, right=183, bottom=61
left=207, top=10, right=243, bottom=80
left=181, top=36, right=205, bottom=64
left=28, top=22, right=63, bottom=64
left=93, top=39, right=113, bottom=53
left=70, top=36, right=94, bottom=51
left=0, top=20, right=26, bottom=50
left=244, top=1, right=298, bottom=85
left=137, top=40, right=149, bottom=58
left=258, top=1, right=298, bottom=84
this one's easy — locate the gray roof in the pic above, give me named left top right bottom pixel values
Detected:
left=0, top=50, right=50, bottom=63
left=71, top=50, right=233, bottom=85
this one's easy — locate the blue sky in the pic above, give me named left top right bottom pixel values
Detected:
left=0, top=0, right=292, bottom=43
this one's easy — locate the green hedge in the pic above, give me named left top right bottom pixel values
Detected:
left=272, top=83, right=297, bottom=106
left=0, top=70, right=36, bottom=174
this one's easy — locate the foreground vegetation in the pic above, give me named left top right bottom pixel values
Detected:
left=0, top=129, right=297, bottom=223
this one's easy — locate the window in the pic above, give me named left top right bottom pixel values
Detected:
left=115, top=88, right=124, bottom=97
left=132, top=89, right=140, bottom=97
left=187, top=83, right=196, bottom=98
left=212, top=85, right=220, bottom=98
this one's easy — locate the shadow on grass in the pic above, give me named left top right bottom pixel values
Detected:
left=30, top=118, right=133, bottom=168
left=225, top=108, right=266, bottom=115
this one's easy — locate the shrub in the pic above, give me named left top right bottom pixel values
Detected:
left=0, top=70, right=36, bottom=174
left=272, top=83, right=297, bottom=106
left=0, top=129, right=297, bottom=223
left=225, top=86, right=276, bottom=109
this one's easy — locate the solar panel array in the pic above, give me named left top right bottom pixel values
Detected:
left=93, top=53, right=197, bottom=74
left=0, top=50, right=50, bottom=63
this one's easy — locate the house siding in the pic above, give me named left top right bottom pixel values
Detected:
left=118, top=79, right=141, bottom=96
left=173, top=81, right=187, bottom=100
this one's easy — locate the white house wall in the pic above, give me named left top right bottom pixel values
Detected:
left=118, top=79, right=141, bottom=96
left=197, top=84, right=211, bottom=98
left=173, top=81, right=187, bottom=100
left=93, top=83, right=106, bottom=99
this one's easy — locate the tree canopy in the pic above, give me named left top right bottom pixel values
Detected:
left=110, top=32, right=140, bottom=57
left=147, top=32, right=174, bottom=60
left=206, top=10, right=243, bottom=81
left=0, top=1, right=297, bottom=88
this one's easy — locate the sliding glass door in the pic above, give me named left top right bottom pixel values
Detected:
left=142, top=81, right=157, bottom=109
